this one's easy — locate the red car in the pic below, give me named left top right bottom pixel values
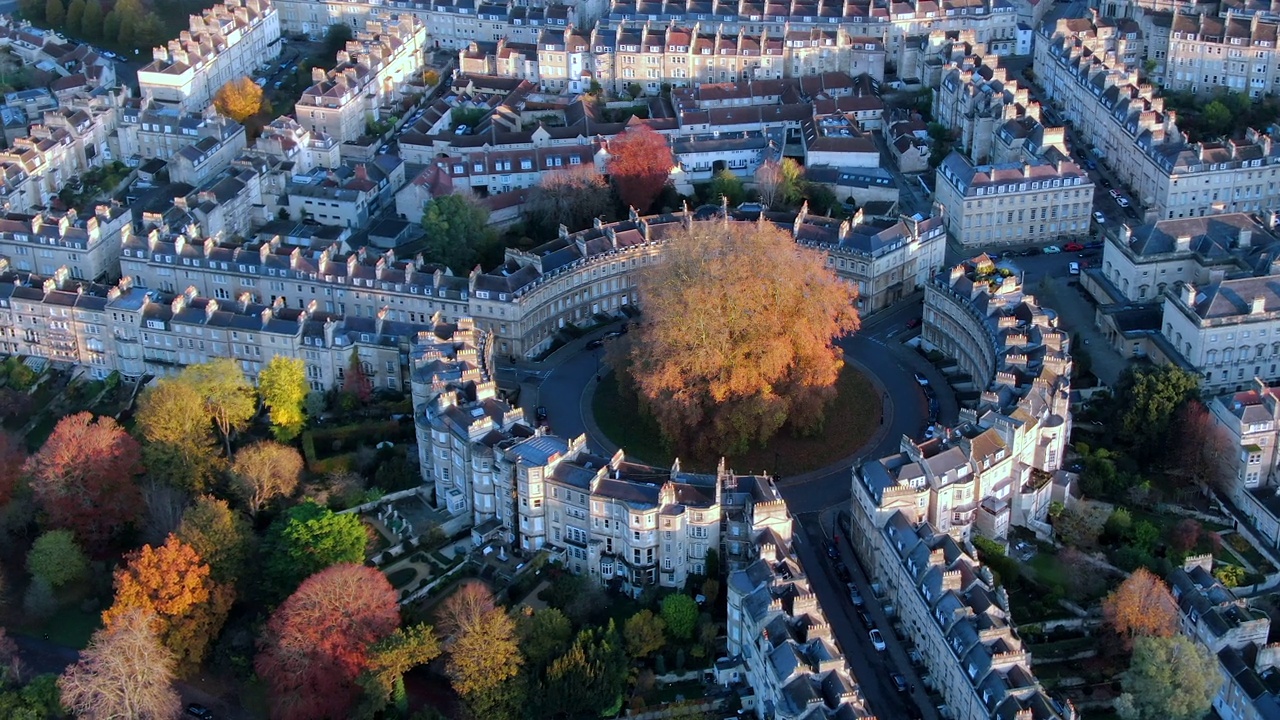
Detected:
left=906, top=318, right=922, bottom=329
left=1063, top=242, right=1084, bottom=252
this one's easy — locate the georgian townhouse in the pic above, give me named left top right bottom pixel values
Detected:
left=0, top=204, right=129, bottom=281
left=138, top=0, right=282, bottom=112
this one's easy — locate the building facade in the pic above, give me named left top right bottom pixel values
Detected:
left=138, top=0, right=282, bottom=112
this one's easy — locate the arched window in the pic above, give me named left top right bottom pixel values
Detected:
left=1225, top=348, right=1235, bottom=363
left=1207, top=349, right=1218, bottom=365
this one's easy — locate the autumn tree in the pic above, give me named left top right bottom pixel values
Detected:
left=1102, top=568, right=1180, bottom=650
left=660, top=594, right=698, bottom=641
left=44, top=0, right=63, bottom=28
left=623, top=609, right=666, bottom=659
left=184, top=359, right=256, bottom=456
left=1117, top=635, right=1221, bottom=720
left=1172, top=400, right=1236, bottom=489
left=518, top=607, right=573, bottom=670
left=176, top=495, right=255, bottom=588
left=421, top=193, right=496, bottom=274
left=356, top=624, right=442, bottom=717
left=542, top=622, right=628, bottom=718
left=525, top=165, right=613, bottom=236
left=58, top=609, right=181, bottom=720
left=754, top=157, right=804, bottom=208
left=135, top=377, right=219, bottom=491
left=440, top=581, right=525, bottom=718
left=261, top=501, right=367, bottom=602
left=342, top=348, right=373, bottom=405
left=214, top=76, right=265, bottom=123
left=26, top=412, right=143, bottom=548
left=79, top=0, right=101, bottom=40
left=256, top=564, right=400, bottom=720
left=230, top=440, right=303, bottom=518
left=623, top=221, right=860, bottom=455
left=1169, top=518, right=1202, bottom=554
left=64, top=0, right=84, bottom=35
left=0, top=431, right=25, bottom=508
left=26, top=529, right=88, bottom=590
left=606, top=124, right=673, bottom=213
left=102, top=534, right=233, bottom=674
left=259, top=355, right=309, bottom=442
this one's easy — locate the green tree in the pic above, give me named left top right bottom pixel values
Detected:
left=135, top=377, right=219, bottom=491
left=0, top=673, right=63, bottom=719
left=1117, top=635, right=1221, bottom=720
left=707, top=169, right=745, bottom=207
left=543, top=622, right=628, bottom=718
left=927, top=124, right=956, bottom=168
left=323, top=23, right=354, bottom=56
left=1201, top=100, right=1233, bottom=139
left=623, top=609, right=666, bottom=659
left=803, top=182, right=839, bottom=216
left=258, top=356, right=308, bottom=442
left=44, top=0, right=64, bottom=27
left=183, top=359, right=256, bottom=456
left=356, top=624, right=441, bottom=718
left=421, top=194, right=495, bottom=274
left=79, top=0, right=102, bottom=41
left=754, top=158, right=804, bottom=208
left=1114, top=365, right=1201, bottom=461
left=661, top=594, right=698, bottom=641
left=26, top=529, right=88, bottom=590
left=64, top=0, right=84, bottom=35
left=261, top=501, right=367, bottom=602
left=18, top=0, right=44, bottom=23
left=176, top=495, right=254, bottom=588
left=1215, top=564, right=1246, bottom=588
left=518, top=607, right=573, bottom=670
left=101, top=9, right=120, bottom=47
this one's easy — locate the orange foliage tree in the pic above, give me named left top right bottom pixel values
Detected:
left=1102, top=567, right=1180, bottom=650
left=213, top=76, right=265, bottom=123
left=606, top=125, right=673, bottom=213
left=622, top=221, right=861, bottom=456
left=102, top=534, right=233, bottom=675
left=25, top=412, right=143, bottom=549
left=255, top=564, right=401, bottom=720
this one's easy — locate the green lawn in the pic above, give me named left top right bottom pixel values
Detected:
left=591, top=365, right=881, bottom=475
left=25, top=607, right=100, bottom=649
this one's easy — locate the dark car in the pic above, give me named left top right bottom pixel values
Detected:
left=1084, top=240, right=1104, bottom=250
left=834, top=561, right=851, bottom=583
left=1084, top=158, right=1098, bottom=170
left=826, top=541, right=839, bottom=559
left=187, top=705, right=214, bottom=720
left=1025, top=247, right=1043, bottom=256
left=905, top=317, right=922, bottom=329
left=586, top=338, right=604, bottom=349
left=857, top=609, right=874, bottom=628
left=535, top=406, right=548, bottom=422
left=1101, top=177, right=1112, bottom=188
left=891, top=673, right=909, bottom=693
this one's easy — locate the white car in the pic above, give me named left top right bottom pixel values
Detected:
left=1068, top=262, right=1080, bottom=275
left=913, top=372, right=929, bottom=387
left=1116, top=197, right=1131, bottom=208
left=1043, top=245, right=1062, bottom=254
left=1093, top=211, right=1106, bottom=224
left=1109, top=189, right=1122, bottom=200
left=869, top=629, right=886, bottom=652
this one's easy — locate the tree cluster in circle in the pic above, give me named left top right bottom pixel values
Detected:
left=617, top=220, right=860, bottom=455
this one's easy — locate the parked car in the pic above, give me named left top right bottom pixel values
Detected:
left=923, top=425, right=937, bottom=440
left=535, top=406, right=548, bottom=422
left=848, top=584, right=864, bottom=607
left=186, top=705, right=214, bottom=720
left=834, top=561, right=851, bottom=583
left=1024, top=247, right=1042, bottom=256
left=1068, top=261, right=1081, bottom=275
left=869, top=629, right=887, bottom=651
left=1100, top=177, right=1112, bottom=188
left=1043, top=245, right=1062, bottom=254
left=604, top=330, right=624, bottom=340
left=826, top=541, right=839, bottom=559
left=1063, top=242, right=1084, bottom=252
left=905, top=317, right=922, bottom=329
left=913, top=372, right=929, bottom=387
left=586, top=338, right=604, bottom=349
left=1116, top=196, right=1131, bottom=208
left=1084, top=158, right=1098, bottom=170
left=1108, top=189, right=1122, bottom=200
left=891, top=672, right=909, bottom=693
left=1085, top=240, right=1104, bottom=250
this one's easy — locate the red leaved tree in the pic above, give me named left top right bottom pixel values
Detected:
left=606, top=125, right=673, bottom=214
left=255, top=564, right=400, bottom=720
left=0, top=430, right=25, bottom=507
left=26, top=412, right=143, bottom=549
left=344, top=348, right=372, bottom=404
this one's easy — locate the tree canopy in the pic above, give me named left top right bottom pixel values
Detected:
left=26, top=529, right=88, bottom=590
left=176, top=495, right=255, bottom=589
left=102, top=534, right=233, bottom=674
left=660, top=594, right=698, bottom=641
left=213, top=77, right=265, bottom=123
left=259, top=356, right=309, bottom=442
left=58, top=609, right=181, bottom=720
left=261, top=502, right=368, bottom=602
left=622, top=221, right=860, bottom=455
left=1117, top=635, right=1221, bottom=720
left=230, top=441, right=303, bottom=519
left=420, top=194, right=496, bottom=274
left=707, top=169, right=746, bottom=208
left=182, top=360, right=256, bottom=456
left=606, top=125, right=673, bottom=213
left=541, top=622, right=628, bottom=718
left=525, top=165, right=613, bottom=236
left=1113, top=365, right=1201, bottom=461
left=134, top=377, right=219, bottom=491
left=440, top=582, right=524, bottom=717
left=518, top=607, right=574, bottom=670
left=1102, top=568, right=1180, bottom=650
left=256, top=564, right=401, bottom=720
left=623, top=609, right=666, bottom=659
left=26, top=412, right=143, bottom=548
left=754, top=158, right=804, bottom=208
left=356, top=624, right=442, bottom=717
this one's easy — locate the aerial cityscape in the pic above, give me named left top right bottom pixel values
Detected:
left=0, top=0, right=1274, bottom=717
